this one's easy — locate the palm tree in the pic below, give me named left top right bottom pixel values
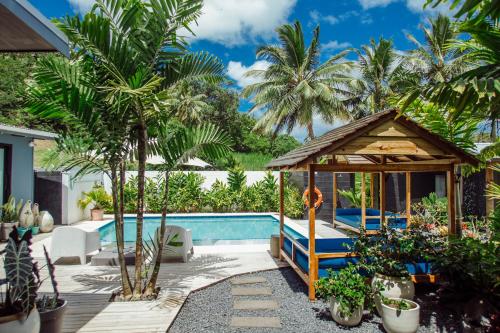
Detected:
left=242, top=21, right=357, bottom=140
left=28, top=0, right=225, bottom=299
left=410, top=0, right=499, bottom=140
left=396, top=14, right=471, bottom=110
left=164, top=81, right=209, bottom=125
left=144, top=123, right=232, bottom=294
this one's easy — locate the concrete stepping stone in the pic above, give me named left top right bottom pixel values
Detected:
left=231, top=287, right=272, bottom=296
left=230, top=316, right=281, bottom=328
left=233, top=299, right=279, bottom=310
left=230, top=276, right=267, bottom=285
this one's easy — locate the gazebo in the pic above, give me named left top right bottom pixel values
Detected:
left=267, top=109, right=479, bottom=299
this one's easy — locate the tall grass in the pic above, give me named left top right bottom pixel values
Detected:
left=233, top=152, right=273, bottom=171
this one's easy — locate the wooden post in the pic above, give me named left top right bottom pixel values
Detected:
left=406, top=172, right=411, bottom=226
left=380, top=171, right=386, bottom=227
left=332, top=173, right=337, bottom=227
left=370, top=173, right=375, bottom=208
left=447, top=166, right=456, bottom=235
left=486, top=165, right=494, bottom=216
left=308, top=164, right=317, bottom=300
left=361, top=172, right=366, bottom=229
left=279, top=172, right=285, bottom=260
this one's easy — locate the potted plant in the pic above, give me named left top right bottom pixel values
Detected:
left=0, top=228, right=41, bottom=333
left=78, top=184, right=112, bottom=221
left=0, top=196, right=20, bottom=241
left=38, top=246, right=67, bottom=333
left=314, top=264, right=371, bottom=326
left=353, top=227, right=415, bottom=314
left=380, top=297, right=420, bottom=333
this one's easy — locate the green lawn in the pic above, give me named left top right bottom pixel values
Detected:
left=233, top=152, right=273, bottom=171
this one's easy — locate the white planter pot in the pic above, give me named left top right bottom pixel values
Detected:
left=329, top=296, right=363, bottom=327
left=381, top=298, right=420, bottom=333
left=372, top=273, right=415, bottom=315
left=0, top=307, right=40, bottom=333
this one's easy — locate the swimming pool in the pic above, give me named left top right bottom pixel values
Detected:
left=99, top=215, right=304, bottom=245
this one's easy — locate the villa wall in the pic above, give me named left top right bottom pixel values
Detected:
left=0, top=133, right=34, bottom=202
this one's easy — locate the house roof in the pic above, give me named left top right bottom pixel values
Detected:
left=0, top=123, right=57, bottom=140
left=0, top=0, right=69, bottom=56
left=267, top=109, right=479, bottom=169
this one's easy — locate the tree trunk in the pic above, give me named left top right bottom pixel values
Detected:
left=111, top=165, right=132, bottom=296
left=143, top=171, right=169, bottom=295
left=133, top=123, right=147, bottom=297
left=306, top=121, right=315, bottom=141
left=490, top=112, right=497, bottom=141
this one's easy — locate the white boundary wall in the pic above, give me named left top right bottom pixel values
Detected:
left=102, top=171, right=279, bottom=192
left=63, top=170, right=104, bottom=224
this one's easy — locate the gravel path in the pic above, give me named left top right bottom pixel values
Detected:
left=168, top=268, right=462, bottom=333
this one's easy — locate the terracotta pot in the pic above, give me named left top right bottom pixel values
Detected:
left=91, top=208, right=104, bottom=221
left=381, top=298, right=420, bottom=333
left=0, top=307, right=40, bottom=333
left=330, top=296, right=363, bottom=326
left=372, top=273, right=415, bottom=315
left=39, top=299, right=67, bottom=333
left=0, top=222, right=18, bottom=241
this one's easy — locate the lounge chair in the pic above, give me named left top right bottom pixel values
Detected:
left=50, top=226, right=101, bottom=264
left=159, top=225, right=193, bottom=263
left=335, top=208, right=407, bottom=232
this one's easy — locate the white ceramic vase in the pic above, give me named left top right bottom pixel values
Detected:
left=38, top=211, right=54, bottom=233
left=329, top=296, right=363, bottom=327
left=372, top=273, right=415, bottom=315
left=32, top=203, right=40, bottom=220
left=19, top=200, right=34, bottom=228
left=381, top=298, right=420, bottom=333
left=0, top=307, right=40, bottom=333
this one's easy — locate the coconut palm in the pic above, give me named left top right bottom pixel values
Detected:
left=353, top=37, right=399, bottom=117
left=28, top=0, right=226, bottom=299
left=242, top=21, right=357, bottom=140
left=413, top=0, right=500, bottom=140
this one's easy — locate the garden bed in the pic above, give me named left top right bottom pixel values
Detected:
left=168, top=268, right=463, bottom=333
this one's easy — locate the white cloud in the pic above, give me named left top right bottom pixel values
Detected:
left=358, top=0, right=398, bottom=9
left=186, top=0, right=297, bottom=47
left=309, top=10, right=339, bottom=25
left=405, top=0, right=451, bottom=15
left=227, top=60, right=271, bottom=88
left=322, top=40, right=352, bottom=51
left=68, top=0, right=95, bottom=13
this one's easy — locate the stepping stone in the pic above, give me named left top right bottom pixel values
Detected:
left=234, top=299, right=279, bottom=310
left=230, top=276, right=267, bottom=285
left=230, top=316, right=281, bottom=328
left=231, top=287, right=272, bottom=296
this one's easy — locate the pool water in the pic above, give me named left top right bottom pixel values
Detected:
left=99, top=215, right=303, bottom=245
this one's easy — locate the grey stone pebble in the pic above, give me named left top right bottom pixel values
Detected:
left=168, top=268, right=462, bottom=333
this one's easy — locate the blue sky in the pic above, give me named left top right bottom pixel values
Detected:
left=29, top=0, right=450, bottom=140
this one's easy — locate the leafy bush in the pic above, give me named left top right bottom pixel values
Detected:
left=145, top=175, right=165, bottom=213
left=123, top=176, right=138, bottom=213
left=205, top=180, right=233, bottom=212
left=432, top=229, right=499, bottom=303
left=315, top=264, right=371, bottom=317
left=410, top=192, right=448, bottom=232
left=168, top=172, right=204, bottom=212
left=353, top=226, right=445, bottom=277
left=78, top=184, right=112, bottom=211
left=284, top=184, right=304, bottom=218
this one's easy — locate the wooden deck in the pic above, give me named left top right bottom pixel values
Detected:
left=1, top=221, right=286, bottom=333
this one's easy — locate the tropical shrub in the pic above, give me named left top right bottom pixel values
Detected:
left=315, top=264, right=372, bottom=317
left=145, top=175, right=165, bottom=213
left=168, top=172, right=204, bottom=213
left=353, top=226, right=444, bottom=277
left=205, top=180, right=233, bottom=212
left=123, top=176, right=139, bottom=213
left=410, top=192, right=448, bottom=233
left=78, top=184, right=112, bottom=211
left=432, top=235, right=499, bottom=303
left=284, top=184, right=304, bottom=219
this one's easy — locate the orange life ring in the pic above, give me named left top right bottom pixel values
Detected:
left=303, top=187, right=323, bottom=208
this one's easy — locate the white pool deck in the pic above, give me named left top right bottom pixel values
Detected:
left=1, top=213, right=348, bottom=332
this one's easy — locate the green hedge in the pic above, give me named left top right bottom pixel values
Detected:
left=122, top=171, right=304, bottom=218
